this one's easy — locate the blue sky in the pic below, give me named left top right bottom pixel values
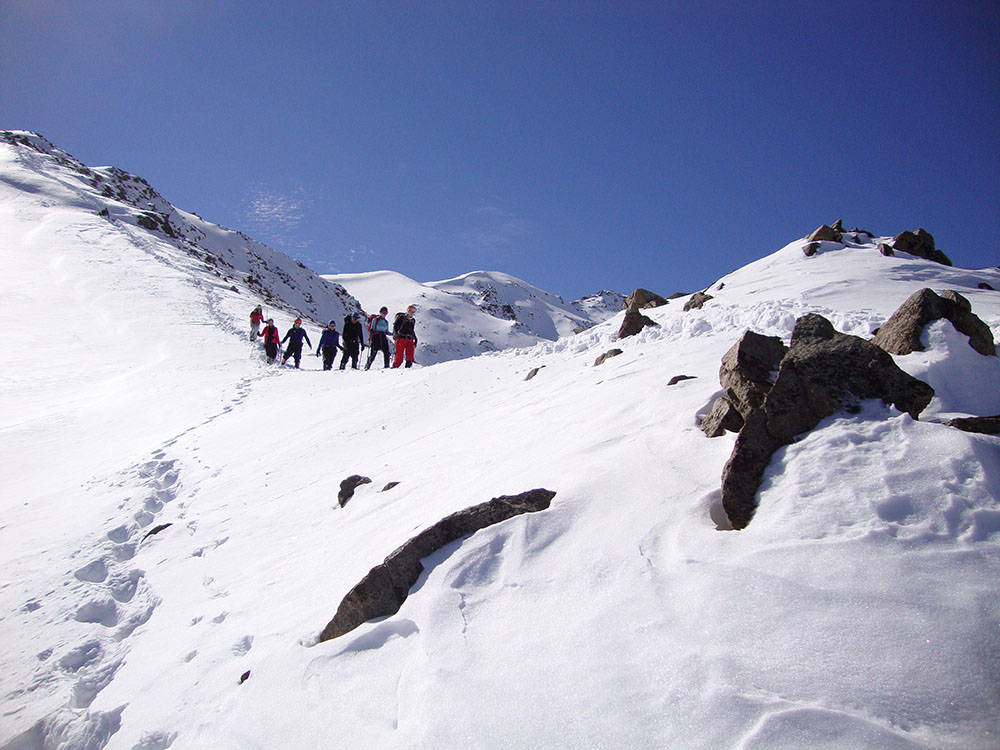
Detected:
left=2, top=1, right=998, bottom=299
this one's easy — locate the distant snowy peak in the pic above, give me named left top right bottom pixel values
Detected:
left=324, top=269, right=621, bottom=365
left=572, top=289, right=627, bottom=321
left=426, top=270, right=601, bottom=338
left=0, top=130, right=360, bottom=326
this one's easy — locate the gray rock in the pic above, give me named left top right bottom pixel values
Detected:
left=319, top=489, right=556, bottom=641
left=700, top=396, right=744, bottom=438
left=946, top=416, right=1000, bottom=434
left=618, top=308, right=657, bottom=338
left=719, top=331, right=788, bottom=419
left=381, top=482, right=400, bottom=492
left=338, top=475, right=372, bottom=507
left=892, top=228, right=952, bottom=266
left=873, top=288, right=996, bottom=357
left=594, top=349, right=623, bottom=367
left=720, top=314, right=934, bottom=529
left=878, top=242, right=895, bottom=257
left=803, top=242, right=820, bottom=257
left=805, top=224, right=843, bottom=243
left=831, top=219, right=844, bottom=232
left=624, top=288, right=669, bottom=310
left=683, top=292, right=713, bottom=311
left=979, top=282, right=996, bottom=291
left=525, top=366, right=545, bottom=381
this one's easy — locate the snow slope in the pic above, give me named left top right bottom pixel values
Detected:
left=2, top=134, right=1000, bottom=749
left=324, top=269, right=613, bottom=365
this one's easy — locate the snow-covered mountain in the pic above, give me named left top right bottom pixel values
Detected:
left=2, top=131, right=1000, bottom=750
left=0, top=130, right=361, bottom=328
left=324, top=269, right=617, bottom=365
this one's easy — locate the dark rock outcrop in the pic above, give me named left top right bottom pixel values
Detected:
left=803, top=242, right=821, bottom=257
left=720, top=314, right=934, bottom=529
left=381, top=482, right=400, bottom=492
left=873, top=288, right=996, bottom=357
left=805, top=224, right=843, bottom=244
left=594, top=349, right=623, bottom=367
left=524, top=366, right=544, bottom=381
left=141, top=523, right=173, bottom=541
left=667, top=375, right=696, bottom=386
left=624, top=289, right=669, bottom=310
left=878, top=242, right=895, bottom=257
left=979, top=282, right=996, bottom=291
left=683, top=292, right=713, bottom=311
left=946, top=416, right=1000, bottom=434
left=892, top=228, right=952, bottom=266
left=618, top=308, right=657, bottom=338
left=719, top=331, right=788, bottom=419
left=700, top=396, right=745, bottom=438
left=338, top=475, right=372, bottom=507
left=319, top=489, right=556, bottom=641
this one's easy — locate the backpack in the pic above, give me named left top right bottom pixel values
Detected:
left=368, top=314, right=378, bottom=334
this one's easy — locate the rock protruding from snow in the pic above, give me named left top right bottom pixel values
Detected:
left=623, top=288, right=668, bottom=310
left=594, top=349, right=623, bottom=367
left=719, top=331, right=788, bottom=421
left=338, top=475, right=372, bottom=507
left=683, top=291, right=714, bottom=311
left=618, top=307, right=657, bottom=339
left=721, top=313, right=934, bottom=529
left=873, top=288, right=996, bottom=357
left=806, top=224, right=844, bottom=244
left=700, top=396, right=745, bottom=438
left=318, top=489, right=555, bottom=641
left=892, top=228, right=952, bottom=266
left=946, top=415, right=1000, bottom=434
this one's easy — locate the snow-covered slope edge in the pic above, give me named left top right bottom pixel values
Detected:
left=325, top=270, right=621, bottom=365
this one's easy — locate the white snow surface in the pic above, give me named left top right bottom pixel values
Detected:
left=324, top=269, right=611, bottom=365
left=2, top=133, right=1000, bottom=749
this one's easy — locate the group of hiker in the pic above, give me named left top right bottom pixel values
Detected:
left=249, top=304, right=418, bottom=371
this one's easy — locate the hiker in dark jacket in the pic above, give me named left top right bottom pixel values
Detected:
left=281, top=318, right=312, bottom=368
left=392, top=304, right=417, bottom=368
left=340, top=312, right=365, bottom=370
left=259, top=318, right=281, bottom=363
left=316, top=320, right=342, bottom=371
left=365, top=307, right=392, bottom=370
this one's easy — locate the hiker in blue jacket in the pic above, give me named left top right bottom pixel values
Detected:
left=365, top=307, right=392, bottom=370
left=281, top=318, right=312, bottom=368
left=316, top=320, right=342, bottom=371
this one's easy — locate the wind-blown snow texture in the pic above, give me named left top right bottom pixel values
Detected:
left=2, top=131, right=999, bottom=750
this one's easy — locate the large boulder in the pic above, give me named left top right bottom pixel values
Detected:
left=873, top=288, right=996, bottom=357
left=892, top=228, right=952, bottom=266
left=319, top=489, right=556, bottom=641
left=720, top=314, right=934, bottom=529
left=805, top=224, right=843, bottom=243
left=719, top=331, right=788, bottom=419
left=618, top=308, right=657, bottom=338
left=623, top=288, right=669, bottom=310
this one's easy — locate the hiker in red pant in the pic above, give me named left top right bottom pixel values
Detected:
left=392, top=305, right=417, bottom=368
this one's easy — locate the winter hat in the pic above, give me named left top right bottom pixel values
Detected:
left=380, top=307, right=388, bottom=314
left=352, top=312, right=362, bottom=319
left=328, top=320, right=337, bottom=327
left=294, top=317, right=302, bottom=324
left=407, top=304, right=417, bottom=313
